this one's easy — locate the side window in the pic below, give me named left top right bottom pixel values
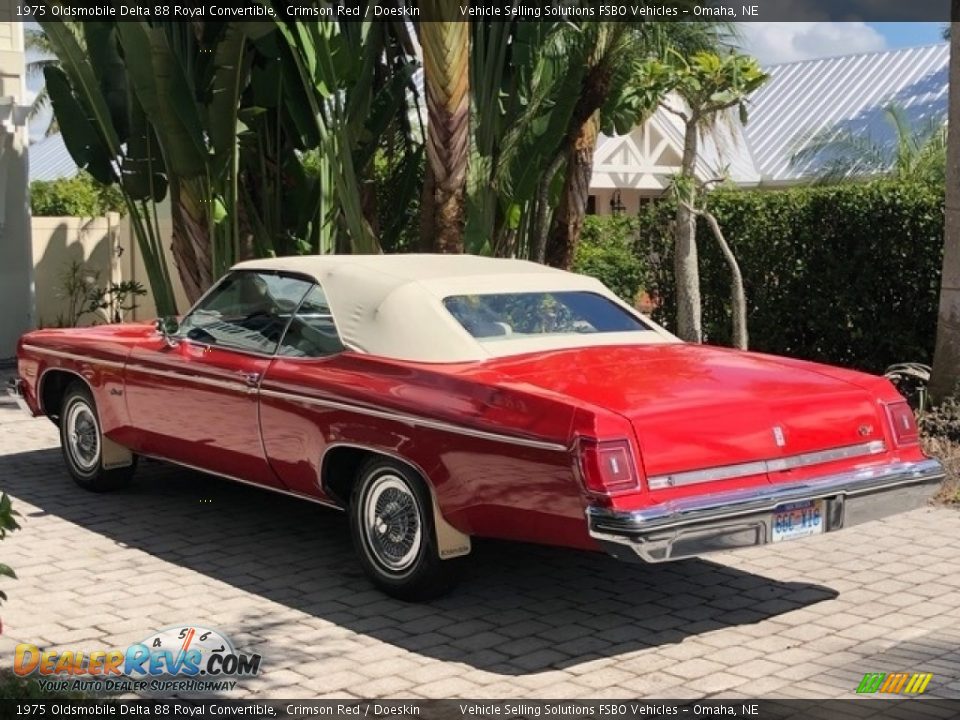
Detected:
left=278, top=285, right=344, bottom=358
left=179, top=272, right=312, bottom=354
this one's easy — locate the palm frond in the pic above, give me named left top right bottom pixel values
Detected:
left=789, top=101, right=946, bottom=183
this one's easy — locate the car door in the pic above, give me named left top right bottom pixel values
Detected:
left=125, top=270, right=313, bottom=487
left=259, top=282, right=349, bottom=497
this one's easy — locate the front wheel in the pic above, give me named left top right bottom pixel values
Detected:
left=349, top=459, right=460, bottom=601
left=59, top=382, right=136, bottom=492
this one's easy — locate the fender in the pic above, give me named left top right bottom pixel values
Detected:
left=37, top=365, right=135, bottom=470
left=320, top=442, right=471, bottom=560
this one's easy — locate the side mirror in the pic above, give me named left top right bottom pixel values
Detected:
left=155, top=316, right=180, bottom=347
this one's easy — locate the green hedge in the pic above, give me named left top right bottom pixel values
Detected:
left=30, top=172, right=125, bottom=217
left=573, top=215, right=649, bottom=303
left=636, top=181, right=944, bottom=372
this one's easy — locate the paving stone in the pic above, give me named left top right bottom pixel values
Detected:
left=2, top=400, right=960, bottom=699
left=667, top=658, right=727, bottom=680
left=414, top=676, right=485, bottom=697
left=685, top=671, right=750, bottom=694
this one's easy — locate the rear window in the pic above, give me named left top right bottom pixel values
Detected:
left=443, top=291, right=651, bottom=341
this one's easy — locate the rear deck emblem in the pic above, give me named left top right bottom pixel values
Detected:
left=772, top=426, right=786, bottom=447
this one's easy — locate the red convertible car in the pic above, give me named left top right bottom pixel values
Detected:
left=8, top=255, right=943, bottom=599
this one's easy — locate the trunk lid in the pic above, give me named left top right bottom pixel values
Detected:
left=488, top=343, right=885, bottom=486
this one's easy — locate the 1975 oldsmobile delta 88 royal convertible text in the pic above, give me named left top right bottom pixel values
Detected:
left=8, top=255, right=944, bottom=599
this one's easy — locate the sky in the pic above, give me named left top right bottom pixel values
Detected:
left=739, top=22, right=945, bottom=65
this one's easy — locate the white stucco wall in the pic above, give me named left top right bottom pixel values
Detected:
left=0, top=13, right=31, bottom=359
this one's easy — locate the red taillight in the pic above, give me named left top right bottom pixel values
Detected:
left=885, top=401, right=919, bottom=446
left=578, top=439, right=641, bottom=494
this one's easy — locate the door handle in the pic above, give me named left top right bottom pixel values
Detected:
left=240, top=372, right=261, bottom=388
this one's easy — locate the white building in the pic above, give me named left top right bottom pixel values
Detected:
left=589, top=42, right=949, bottom=215
left=0, top=9, right=32, bottom=360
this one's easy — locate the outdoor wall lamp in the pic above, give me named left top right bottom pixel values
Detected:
left=610, top=190, right=626, bottom=216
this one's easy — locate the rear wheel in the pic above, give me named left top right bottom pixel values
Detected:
left=59, top=383, right=135, bottom=492
left=349, top=458, right=460, bottom=601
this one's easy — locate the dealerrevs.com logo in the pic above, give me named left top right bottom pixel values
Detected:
left=14, top=625, right=261, bottom=694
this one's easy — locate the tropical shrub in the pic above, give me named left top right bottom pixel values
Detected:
left=0, top=493, right=20, bottom=619
left=30, top=172, right=125, bottom=217
left=573, top=215, right=648, bottom=303
left=919, top=397, right=960, bottom=503
left=55, top=260, right=146, bottom=327
left=637, top=181, right=944, bottom=372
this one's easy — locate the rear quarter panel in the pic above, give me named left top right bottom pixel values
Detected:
left=259, top=353, right=601, bottom=549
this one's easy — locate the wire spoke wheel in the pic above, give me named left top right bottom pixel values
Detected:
left=56, top=382, right=139, bottom=492
left=349, top=458, right=462, bottom=600
left=362, top=474, right=423, bottom=573
left=65, top=400, right=100, bottom=472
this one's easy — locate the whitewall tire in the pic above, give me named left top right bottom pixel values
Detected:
left=349, top=458, right=460, bottom=601
left=59, top=382, right=135, bottom=492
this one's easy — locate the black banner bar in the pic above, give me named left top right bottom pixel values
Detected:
left=15, top=0, right=955, bottom=24
left=1, top=700, right=960, bottom=720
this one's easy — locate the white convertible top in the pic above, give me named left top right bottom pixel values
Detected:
left=231, top=254, right=678, bottom=362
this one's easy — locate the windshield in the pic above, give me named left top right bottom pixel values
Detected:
left=443, top=291, right=652, bottom=341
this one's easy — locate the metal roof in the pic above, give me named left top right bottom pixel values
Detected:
left=28, top=133, right=78, bottom=183
left=744, top=43, right=949, bottom=184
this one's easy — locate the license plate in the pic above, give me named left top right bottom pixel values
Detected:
left=771, top=500, right=824, bottom=543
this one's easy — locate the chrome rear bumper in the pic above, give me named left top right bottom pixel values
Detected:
left=588, top=458, right=944, bottom=563
left=5, top=377, right=29, bottom=413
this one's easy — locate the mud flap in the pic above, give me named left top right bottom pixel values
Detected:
left=102, top=435, right=134, bottom=470
left=432, top=496, right=471, bottom=559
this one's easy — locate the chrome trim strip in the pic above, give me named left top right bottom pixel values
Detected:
left=647, top=440, right=887, bottom=490
left=591, top=458, right=942, bottom=534
left=126, top=364, right=254, bottom=395
left=261, top=387, right=568, bottom=452
left=139, top=452, right=344, bottom=511
left=588, top=458, right=943, bottom=564
left=22, top=344, right=124, bottom=371
left=24, top=343, right=561, bottom=450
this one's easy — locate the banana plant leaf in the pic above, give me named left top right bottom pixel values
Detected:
left=116, top=22, right=207, bottom=178
left=84, top=22, right=129, bottom=140
left=39, top=18, right=122, bottom=153
left=122, top=92, right=168, bottom=203
left=42, top=66, right=115, bottom=185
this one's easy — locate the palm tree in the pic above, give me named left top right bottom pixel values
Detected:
left=418, top=9, right=470, bottom=254
left=790, top=104, right=946, bottom=185
left=543, top=22, right=735, bottom=271
left=661, top=51, right=768, bottom=343
left=930, top=4, right=960, bottom=401
left=24, top=27, right=60, bottom=136
left=543, top=23, right=629, bottom=270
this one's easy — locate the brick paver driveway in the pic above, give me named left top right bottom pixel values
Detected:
left=1, top=391, right=960, bottom=700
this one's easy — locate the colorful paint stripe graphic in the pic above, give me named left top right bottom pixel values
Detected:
left=856, top=672, right=933, bottom=694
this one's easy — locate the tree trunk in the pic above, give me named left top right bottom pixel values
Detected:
left=686, top=203, right=748, bottom=350
left=533, top=152, right=567, bottom=264
left=360, top=179, right=380, bottom=241
left=419, top=161, right=436, bottom=252
left=545, top=112, right=600, bottom=270
left=539, top=30, right=620, bottom=268
left=930, top=9, right=960, bottom=401
left=420, top=15, right=470, bottom=254
left=169, top=177, right=212, bottom=305
left=674, top=118, right=703, bottom=342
